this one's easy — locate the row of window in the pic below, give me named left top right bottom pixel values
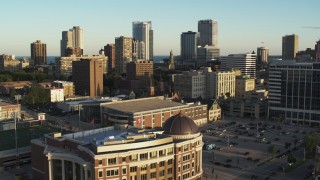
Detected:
left=99, top=167, right=173, bottom=178
left=98, top=148, right=174, bottom=166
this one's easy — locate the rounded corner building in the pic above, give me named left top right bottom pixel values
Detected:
left=32, top=113, right=203, bottom=180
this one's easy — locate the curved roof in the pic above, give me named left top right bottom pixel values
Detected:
left=163, top=113, right=199, bottom=135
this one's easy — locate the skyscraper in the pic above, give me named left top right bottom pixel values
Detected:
left=198, top=19, right=218, bottom=47
left=268, top=60, right=320, bottom=125
left=220, top=53, right=256, bottom=78
left=72, top=59, right=104, bottom=97
left=132, top=21, right=153, bottom=60
left=60, top=26, right=84, bottom=57
left=104, top=44, right=115, bottom=73
left=30, top=40, right=47, bottom=66
left=257, top=46, right=269, bottom=69
left=282, top=34, right=298, bottom=60
left=115, top=36, right=132, bottom=73
left=180, top=31, right=199, bottom=61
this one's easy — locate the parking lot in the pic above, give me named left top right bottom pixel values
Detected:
left=201, top=116, right=318, bottom=180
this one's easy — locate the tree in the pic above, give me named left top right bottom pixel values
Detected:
left=302, top=132, right=320, bottom=158
left=268, top=144, right=278, bottom=158
left=23, top=86, right=50, bottom=107
left=287, top=152, right=296, bottom=164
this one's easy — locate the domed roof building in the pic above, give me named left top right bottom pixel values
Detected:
left=163, top=113, right=201, bottom=140
left=163, top=112, right=203, bottom=179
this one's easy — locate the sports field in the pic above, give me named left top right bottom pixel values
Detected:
left=0, top=125, right=66, bottom=151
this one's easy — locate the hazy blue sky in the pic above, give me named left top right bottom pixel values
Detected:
left=1, top=0, right=320, bottom=56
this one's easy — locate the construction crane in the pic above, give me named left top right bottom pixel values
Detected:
left=302, top=26, right=320, bottom=29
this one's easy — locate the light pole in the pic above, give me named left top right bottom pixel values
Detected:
left=78, top=104, right=81, bottom=132
left=14, top=111, right=19, bottom=169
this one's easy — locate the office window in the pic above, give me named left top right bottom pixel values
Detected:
left=98, top=170, right=103, bottom=177
left=141, top=174, right=147, bottom=180
left=140, top=153, right=148, bottom=160
left=150, top=172, right=156, bottom=178
left=130, top=154, right=138, bottom=162
left=108, top=157, right=117, bottom=165
left=150, top=163, right=156, bottom=169
left=168, top=159, right=173, bottom=165
left=159, top=170, right=165, bottom=177
left=141, top=165, right=147, bottom=171
left=122, top=168, right=126, bottom=174
left=150, top=151, right=157, bottom=158
left=130, top=166, right=137, bottom=172
left=106, top=169, right=119, bottom=176
left=159, top=161, right=165, bottom=167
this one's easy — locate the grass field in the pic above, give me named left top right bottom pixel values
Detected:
left=0, top=125, right=65, bottom=151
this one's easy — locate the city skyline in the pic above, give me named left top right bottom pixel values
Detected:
left=1, top=0, right=320, bottom=56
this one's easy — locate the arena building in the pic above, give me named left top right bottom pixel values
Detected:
left=101, top=96, right=208, bottom=127
left=31, top=113, right=203, bottom=180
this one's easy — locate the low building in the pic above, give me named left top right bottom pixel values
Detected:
left=56, top=97, right=119, bottom=113
left=173, top=68, right=236, bottom=99
left=101, top=96, right=208, bottom=127
left=220, top=99, right=267, bottom=119
left=55, top=54, right=107, bottom=78
left=0, top=54, right=20, bottom=71
left=235, top=76, right=255, bottom=99
left=0, top=81, right=33, bottom=95
left=48, top=88, right=64, bottom=102
left=31, top=114, right=203, bottom=180
left=208, top=100, right=221, bottom=122
left=53, top=81, right=75, bottom=98
left=0, top=102, right=21, bottom=122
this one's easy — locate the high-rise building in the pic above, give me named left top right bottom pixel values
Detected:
left=197, top=45, right=220, bottom=67
left=115, top=36, right=132, bottom=73
left=268, top=60, right=320, bottom=125
left=104, top=44, right=116, bottom=73
left=220, top=53, right=256, bottom=78
left=31, top=40, right=47, bottom=66
left=132, top=39, right=145, bottom=61
left=126, top=60, right=153, bottom=87
left=180, top=31, right=199, bottom=61
left=60, top=26, right=84, bottom=57
left=173, top=67, right=236, bottom=99
left=282, top=34, right=298, bottom=60
left=198, top=19, right=218, bottom=47
left=55, top=54, right=107, bottom=78
left=132, top=21, right=153, bottom=60
left=257, top=47, right=269, bottom=69
left=0, top=54, right=20, bottom=71
left=72, top=59, right=104, bottom=97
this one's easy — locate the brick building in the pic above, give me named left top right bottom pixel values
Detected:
left=31, top=114, right=203, bottom=180
left=101, top=96, right=208, bottom=127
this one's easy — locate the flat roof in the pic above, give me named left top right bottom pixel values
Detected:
left=103, top=98, right=185, bottom=113
left=0, top=101, right=17, bottom=106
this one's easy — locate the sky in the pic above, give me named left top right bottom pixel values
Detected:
left=1, top=0, right=320, bottom=56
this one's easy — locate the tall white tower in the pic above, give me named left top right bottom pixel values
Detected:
left=132, top=21, right=153, bottom=60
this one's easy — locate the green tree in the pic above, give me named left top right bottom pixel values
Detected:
left=23, top=86, right=50, bottom=107
left=268, top=144, right=278, bottom=158
left=302, top=132, right=320, bottom=158
left=287, top=152, right=296, bottom=164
